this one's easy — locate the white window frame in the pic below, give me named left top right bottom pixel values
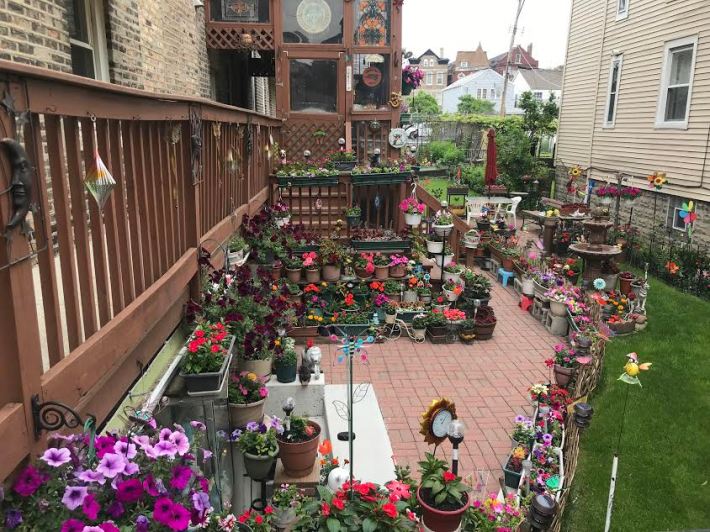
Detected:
left=436, top=72, right=444, bottom=85
left=476, top=88, right=482, bottom=98
left=482, top=88, right=487, bottom=99
left=460, top=61, right=468, bottom=68
left=656, top=36, right=698, bottom=129
left=616, top=0, right=629, bottom=21
left=70, top=0, right=109, bottom=81
left=425, top=72, right=433, bottom=85
left=603, top=54, right=623, bottom=128
left=671, top=207, right=688, bottom=232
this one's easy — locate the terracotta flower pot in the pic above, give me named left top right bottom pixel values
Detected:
left=354, top=267, right=372, bottom=279
left=375, top=265, right=389, bottom=280
left=501, top=257, right=514, bottom=271
left=277, top=421, right=321, bottom=477
left=322, top=264, right=341, bottom=282
left=305, top=268, right=321, bottom=283
left=389, top=264, right=406, bottom=278
left=271, top=265, right=283, bottom=281
left=238, top=357, right=272, bottom=379
left=619, top=276, right=634, bottom=295
left=416, top=487, right=469, bottom=532
left=473, top=319, right=497, bottom=340
left=285, top=268, right=302, bottom=283
left=286, top=292, right=302, bottom=304
left=229, top=399, right=266, bottom=428
left=553, top=364, right=575, bottom=387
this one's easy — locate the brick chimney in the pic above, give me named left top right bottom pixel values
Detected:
left=527, top=43, right=533, bottom=56
left=440, top=47, right=444, bottom=59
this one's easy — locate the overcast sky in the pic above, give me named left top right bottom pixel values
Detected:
left=402, top=0, right=572, bottom=68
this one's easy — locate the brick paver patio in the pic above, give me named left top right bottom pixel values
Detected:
left=323, top=269, right=557, bottom=492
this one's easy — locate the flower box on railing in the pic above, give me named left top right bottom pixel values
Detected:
left=276, top=175, right=340, bottom=188
left=350, top=172, right=411, bottom=186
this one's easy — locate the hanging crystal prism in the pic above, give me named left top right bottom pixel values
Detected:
left=84, top=150, right=116, bottom=210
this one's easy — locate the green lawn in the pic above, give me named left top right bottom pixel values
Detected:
left=563, top=275, right=710, bottom=530
left=420, top=177, right=468, bottom=207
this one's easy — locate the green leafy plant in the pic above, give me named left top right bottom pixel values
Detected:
left=384, top=280, right=402, bottom=295
left=281, top=416, right=319, bottom=444
left=284, top=255, right=303, bottom=269
left=418, top=452, right=470, bottom=508
left=228, top=370, right=269, bottom=405
left=412, top=315, right=428, bottom=329
left=346, top=205, right=362, bottom=217
left=231, top=419, right=280, bottom=456
left=227, top=234, right=247, bottom=253
left=457, top=94, right=495, bottom=115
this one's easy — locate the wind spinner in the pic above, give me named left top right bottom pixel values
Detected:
left=83, top=118, right=116, bottom=210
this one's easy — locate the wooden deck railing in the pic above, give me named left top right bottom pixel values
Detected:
left=416, top=185, right=469, bottom=259
left=0, top=61, right=281, bottom=481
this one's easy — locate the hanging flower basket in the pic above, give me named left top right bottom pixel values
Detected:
left=404, top=212, right=422, bottom=226
left=433, top=223, right=454, bottom=237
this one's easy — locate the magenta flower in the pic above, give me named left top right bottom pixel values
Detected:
left=165, top=501, right=191, bottom=531
left=159, top=428, right=173, bottom=442
left=154, top=440, right=178, bottom=458
left=94, top=436, right=117, bottom=459
left=113, top=441, right=137, bottom=460
left=60, top=518, right=85, bottom=532
left=123, top=461, right=139, bottom=475
left=99, top=524, right=120, bottom=532
left=106, top=501, right=124, bottom=519
left=169, top=431, right=190, bottom=456
left=96, top=453, right=126, bottom=478
left=143, top=475, right=160, bottom=497
left=169, top=466, right=193, bottom=491
left=131, top=435, right=151, bottom=450
left=41, top=447, right=72, bottom=467
left=76, top=470, right=106, bottom=485
left=82, top=527, right=103, bottom=532
left=12, top=465, right=46, bottom=497
left=82, top=494, right=101, bottom=520
left=62, top=485, right=89, bottom=511
left=116, top=479, right=144, bottom=504
left=190, top=421, right=206, bottom=432
left=153, top=497, right=175, bottom=526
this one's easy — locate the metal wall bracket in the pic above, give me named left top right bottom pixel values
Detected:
left=31, top=394, right=96, bottom=440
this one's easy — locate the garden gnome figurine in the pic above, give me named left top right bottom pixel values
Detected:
left=304, top=340, right=322, bottom=379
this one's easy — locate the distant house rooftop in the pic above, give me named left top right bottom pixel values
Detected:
left=518, top=68, right=564, bottom=91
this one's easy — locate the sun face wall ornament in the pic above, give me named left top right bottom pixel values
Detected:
left=419, top=398, right=457, bottom=446
left=647, top=171, right=668, bottom=191
left=389, top=91, right=402, bottom=109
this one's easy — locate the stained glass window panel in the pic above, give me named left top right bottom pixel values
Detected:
left=283, top=0, right=344, bottom=44
left=354, top=0, right=391, bottom=46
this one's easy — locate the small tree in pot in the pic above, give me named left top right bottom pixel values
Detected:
left=277, top=415, right=322, bottom=477
left=416, top=453, right=470, bottom=532
left=426, top=310, right=448, bottom=337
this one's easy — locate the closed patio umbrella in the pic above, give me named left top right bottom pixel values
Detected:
left=484, top=128, right=498, bottom=195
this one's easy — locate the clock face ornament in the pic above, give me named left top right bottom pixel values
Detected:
left=419, top=398, right=457, bottom=446
left=388, top=128, right=406, bottom=149
left=297, top=0, right=332, bottom=34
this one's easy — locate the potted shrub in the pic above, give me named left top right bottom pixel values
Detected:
left=274, top=336, right=298, bottom=383
left=285, top=280, right=303, bottom=304
left=461, top=269, right=492, bottom=304
left=384, top=279, right=402, bottom=302
left=427, top=311, right=448, bottom=337
left=545, top=286, right=570, bottom=317
left=473, top=305, right=497, bottom=340
left=544, top=343, right=578, bottom=387
left=458, top=319, right=476, bottom=344
left=179, top=322, right=233, bottom=394
left=231, top=418, right=282, bottom=481
left=500, top=247, right=519, bottom=272
left=502, top=445, right=527, bottom=490
left=227, top=234, right=248, bottom=268
left=302, top=251, right=321, bottom=282
left=416, top=452, right=470, bottom=532
left=277, top=415, right=322, bottom=477
left=562, top=257, right=582, bottom=285
left=476, top=215, right=491, bottom=231
left=426, top=233, right=444, bottom=254
left=418, top=285, right=432, bottom=304
left=384, top=301, right=399, bottom=324
left=400, top=196, right=426, bottom=226
left=373, top=253, right=391, bottom=279
left=320, top=238, right=346, bottom=281
left=412, top=314, right=427, bottom=340
left=238, top=346, right=273, bottom=379
left=345, top=205, right=362, bottom=227
left=271, top=483, right=305, bottom=529
left=619, top=271, right=635, bottom=295
left=354, top=252, right=374, bottom=279
left=442, top=279, right=463, bottom=302
left=228, top=370, right=270, bottom=427
left=284, top=255, right=303, bottom=282
left=271, top=259, right=283, bottom=281
left=273, top=200, right=291, bottom=227
left=389, top=254, right=409, bottom=278
left=432, top=209, right=455, bottom=236
left=442, top=262, right=463, bottom=284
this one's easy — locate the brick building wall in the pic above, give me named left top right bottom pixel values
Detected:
left=0, top=0, right=72, bottom=72
left=0, top=0, right=211, bottom=98
left=553, top=167, right=709, bottom=247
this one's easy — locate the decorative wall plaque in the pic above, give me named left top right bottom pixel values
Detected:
left=297, top=0, right=332, bottom=34
left=362, top=66, right=382, bottom=87
left=222, top=0, right=258, bottom=21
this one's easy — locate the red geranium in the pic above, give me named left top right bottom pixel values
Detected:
left=382, top=503, right=398, bottom=519
left=443, top=471, right=456, bottom=482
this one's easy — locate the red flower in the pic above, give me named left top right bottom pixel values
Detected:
left=443, top=471, right=456, bottom=482
left=321, top=502, right=330, bottom=517
left=194, top=329, right=205, bottom=338
left=332, top=497, right=345, bottom=510
left=544, top=358, right=555, bottom=368
left=264, top=506, right=273, bottom=514
left=255, top=515, right=263, bottom=524
left=382, top=503, right=398, bottom=519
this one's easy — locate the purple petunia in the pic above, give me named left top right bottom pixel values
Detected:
left=41, top=447, right=72, bottom=467
left=96, top=453, right=127, bottom=478
left=190, top=420, right=206, bottom=432
left=154, top=440, right=178, bottom=458
left=245, top=421, right=260, bottom=432
left=4, top=509, right=22, bottom=529
left=62, top=486, right=89, bottom=511
left=192, top=490, right=210, bottom=514
left=113, top=441, right=137, bottom=460
left=169, top=466, right=193, bottom=491
left=123, top=461, right=139, bottom=476
left=76, top=469, right=106, bottom=485
left=169, top=431, right=190, bottom=456
left=135, top=515, right=150, bottom=532
left=12, top=465, right=46, bottom=497
left=106, top=501, right=124, bottom=519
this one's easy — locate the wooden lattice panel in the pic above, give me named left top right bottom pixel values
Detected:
left=282, top=120, right=344, bottom=160
left=206, top=24, right=275, bottom=50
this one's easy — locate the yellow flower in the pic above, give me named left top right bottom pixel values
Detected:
left=617, top=305, right=624, bottom=311
left=321, top=282, right=327, bottom=287
left=274, top=339, right=281, bottom=347
left=654, top=176, right=664, bottom=186
left=246, top=372, right=257, bottom=382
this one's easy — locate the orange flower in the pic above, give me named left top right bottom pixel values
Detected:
left=319, top=439, right=333, bottom=455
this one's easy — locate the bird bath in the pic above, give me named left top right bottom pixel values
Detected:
left=568, top=216, right=622, bottom=285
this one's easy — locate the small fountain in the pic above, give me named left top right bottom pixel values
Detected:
left=568, top=207, right=622, bottom=285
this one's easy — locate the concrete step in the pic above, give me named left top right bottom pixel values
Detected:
left=323, top=384, right=395, bottom=486
left=265, top=373, right=326, bottom=418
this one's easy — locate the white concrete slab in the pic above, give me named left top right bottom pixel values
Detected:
left=323, top=384, right=395, bottom=486
left=265, top=373, right=326, bottom=417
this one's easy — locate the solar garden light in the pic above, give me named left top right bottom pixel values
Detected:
left=521, top=459, right=533, bottom=497
left=447, top=419, right=465, bottom=475
left=338, top=137, right=346, bottom=151
left=370, top=148, right=381, bottom=167
left=574, top=403, right=594, bottom=430
left=282, top=397, right=295, bottom=432
left=528, top=494, right=557, bottom=531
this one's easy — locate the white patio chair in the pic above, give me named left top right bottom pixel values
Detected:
left=466, top=197, right=488, bottom=226
left=503, top=196, right=522, bottom=229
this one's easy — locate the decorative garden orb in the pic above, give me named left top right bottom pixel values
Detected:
left=327, top=466, right=350, bottom=491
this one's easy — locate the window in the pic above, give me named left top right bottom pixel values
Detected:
left=461, top=61, right=468, bottom=68
left=283, top=0, right=343, bottom=44
left=476, top=88, right=482, bottom=98
left=289, top=59, right=337, bottom=113
left=656, top=36, right=697, bottom=128
left=426, top=72, right=433, bottom=85
left=482, top=88, right=487, bottom=99
left=534, top=91, right=544, bottom=100
left=353, top=54, right=390, bottom=111
left=515, top=52, right=522, bottom=63
left=353, top=0, right=390, bottom=46
left=617, top=0, right=629, bottom=20
left=604, top=55, right=623, bottom=127
left=436, top=73, right=444, bottom=85
left=667, top=198, right=689, bottom=232
left=68, top=0, right=108, bottom=80
left=490, top=89, right=496, bottom=100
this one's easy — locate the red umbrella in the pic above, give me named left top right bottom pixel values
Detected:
left=484, top=128, right=498, bottom=193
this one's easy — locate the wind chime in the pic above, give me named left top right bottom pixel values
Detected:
left=83, top=116, right=117, bottom=211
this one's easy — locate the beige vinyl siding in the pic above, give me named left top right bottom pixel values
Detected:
left=558, top=0, right=710, bottom=202
left=556, top=0, right=606, bottom=167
